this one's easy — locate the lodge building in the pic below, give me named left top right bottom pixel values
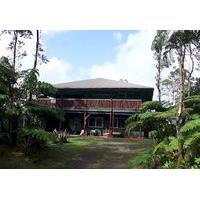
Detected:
left=40, top=78, right=154, bottom=136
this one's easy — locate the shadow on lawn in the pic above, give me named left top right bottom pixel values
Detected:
left=0, top=137, right=153, bottom=169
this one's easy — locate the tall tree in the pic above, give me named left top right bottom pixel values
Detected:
left=162, top=67, right=189, bottom=105
left=0, top=30, right=33, bottom=145
left=151, top=30, right=169, bottom=102
left=28, top=30, right=40, bottom=101
left=0, top=30, right=33, bottom=69
left=0, top=56, right=19, bottom=145
left=165, top=30, right=198, bottom=165
left=24, top=30, right=49, bottom=102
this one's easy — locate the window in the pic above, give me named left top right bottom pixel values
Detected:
left=114, top=118, right=125, bottom=128
left=88, top=117, right=95, bottom=127
left=88, top=117, right=103, bottom=128
left=96, top=117, right=103, bottom=128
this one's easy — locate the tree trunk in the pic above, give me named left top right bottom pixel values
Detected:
left=156, top=55, right=162, bottom=103
left=29, top=30, right=39, bottom=101
left=83, top=112, right=90, bottom=134
left=33, top=30, right=39, bottom=70
left=176, top=46, right=186, bottom=166
left=13, top=31, right=18, bottom=70
left=187, top=44, right=194, bottom=97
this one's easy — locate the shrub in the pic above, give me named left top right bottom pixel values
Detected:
left=151, top=137, right=178, bottom=168
left=163, top=160, right=177, bottom=169
left=18, top=127, right=56, bottom=154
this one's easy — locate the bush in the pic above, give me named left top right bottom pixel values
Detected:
left=191, top=157, right=200, bottom=169
left=150, top=137, right=178, bottom=168
left=163, top=160, right=177, bottom=169
left=18, top=127, right=56, bottom=155
left=26, top=101, right=65, bottom=122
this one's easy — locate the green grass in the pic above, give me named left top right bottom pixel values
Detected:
left=0, top=136, right=91, bottom=168
left=0, top=136, right=153, bottom=169
left=127, top=149, right=152, bottom=169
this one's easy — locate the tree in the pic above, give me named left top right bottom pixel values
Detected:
left=162, top=67, right=189, bottom=105
left=0, top=56, right=20, bottom=145
left=23, top=30, right=49, bottom=102
left=28, top=30, right=40, bottom=101
left=165, top=31, right=189, bottom=165
left=164, top=30, right=200, bottom=166
left=0, top=30, right=33, bottom=69
left=151, top=31, right=169, bottom=102
left=0, top=30, right=33, bottom=145
left=152, top=96, right=200, bottom=168
left=37, top=81, right=57, bottom=97
left=125, top=101, right=175, bottom=143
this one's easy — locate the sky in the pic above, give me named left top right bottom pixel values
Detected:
left=0, top=30, right=157, bottom=98
left=40, top=30, right=156, bottom=85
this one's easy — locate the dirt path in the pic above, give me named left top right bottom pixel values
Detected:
left=66, top=138, right=153, bottom=169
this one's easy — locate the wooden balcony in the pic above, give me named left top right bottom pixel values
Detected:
left=56, top=98, right=141, bottom=113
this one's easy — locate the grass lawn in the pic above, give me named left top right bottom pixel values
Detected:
left=0, top=136, right=153, bottom=169
left=127, top=149, right=152, bottom=169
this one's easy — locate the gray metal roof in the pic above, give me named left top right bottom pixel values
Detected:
left=54, top=78, right=153, bottom=89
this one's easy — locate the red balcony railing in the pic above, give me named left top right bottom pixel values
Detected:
left=56, top=98, right=141, bottom=111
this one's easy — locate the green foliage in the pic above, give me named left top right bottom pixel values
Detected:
left=151, top=30, right=169, bottom=56
left=149, top=130, right=159, bottom=141
left=125, top=114, right=140, bottom=132
left=0, top=31, right=49, bottom=146
left=191, top=78, right=200, bottom=95
left=161, top=67, right=190, bottom=105
left=19, top=127, right=55, bottom=143
left=26, top=101, right=64, bottom=121
left=184, top=95, right=200, bottom=114
left=0, top=94, right=8, bottom=105
left=191, top=157, right=200, bottom=168
left=158, top=107, right=176, bottom=119
left=5, top=107, right=21, bottom=117
left=22, top=68, right=39, bottom=97
left=140, top=101, right=166, bottom=112
left=163, top=160, right=177, bottom=169
left=153, top=137, right=178, bottom=155
left=166, top=30, right=195, bottom=50
left=37, top=81, right=57, bottom=97
left=184, top=132, right=200, bottom=149
left=127, top=149, right=152, bottom=169
left=126, top=101, right=177, bottom=144
left=22, top=71, right=56, bottom=100
left=181, top=118, right=200, bottom=137
left=151, top=113, right=200, bottom=168
left=151, top=137, right=178, bottom=168
left=18, top=127, right=56, bottom=154
left=183, top=118, right=200, bottom=163
left=0, top=57, right=17, bottom=88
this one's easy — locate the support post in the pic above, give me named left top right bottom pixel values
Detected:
left=84, top=112, right=90, bottom=135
